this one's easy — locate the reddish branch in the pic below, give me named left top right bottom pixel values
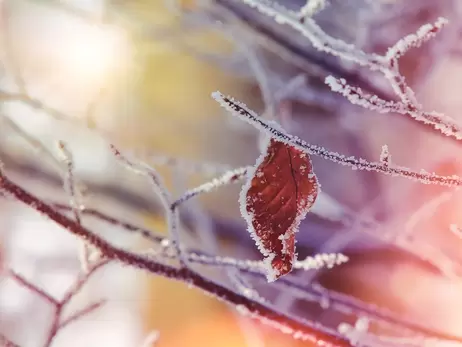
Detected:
left=42, top=260, right=108, bottom=347
left=0, top=169, right=352, bottom=347
left=3, top=172, right=462, bottom=345
left=5, top=258, right=108, bottom=347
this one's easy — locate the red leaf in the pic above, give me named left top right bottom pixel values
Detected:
left=240, top=139, right=319, bottom=281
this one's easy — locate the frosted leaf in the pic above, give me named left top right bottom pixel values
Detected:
left=239, top=139, right=319, bottom=282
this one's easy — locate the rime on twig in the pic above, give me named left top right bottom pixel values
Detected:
left=236, top=1, right=462, bottom=143
left=109, top=144, right=187, bottom=266
left=212, top=91, right=462, bottom=188
left=0, top=168, right=354, bottom=347
left=2, top=170, right=462, bottom=344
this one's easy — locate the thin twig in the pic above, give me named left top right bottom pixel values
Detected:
left=58, top=299, right=106, bottom=331
left=8, top=270, right=59, bottom=306
left=110, top=144, right=187, bottom=266
left=171, top=167, right=248, bottom=209
left=42, top=260, right=108, bottom=347
left=57, top=141, right=93, bottom=272
left=51, top=203, right=164, bottom=245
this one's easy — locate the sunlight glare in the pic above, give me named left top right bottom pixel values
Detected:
left=58, top=23, right=130, bottom=84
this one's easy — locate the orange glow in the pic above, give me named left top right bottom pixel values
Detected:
left=153, top=309, right=316, bottom=347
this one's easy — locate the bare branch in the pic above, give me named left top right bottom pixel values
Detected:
left=51, top=203, right=164, bottom=245
left=7, top=270, right=59, bottom=306
left=58, top=299, right=106, bottom=331
left=42, top=260, right=109, bottom=347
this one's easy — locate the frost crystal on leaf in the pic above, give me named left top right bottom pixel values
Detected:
left=239, top=138, right=319, bottom=282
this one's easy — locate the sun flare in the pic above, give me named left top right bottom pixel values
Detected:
left=57, top=23, right=131, bottom=84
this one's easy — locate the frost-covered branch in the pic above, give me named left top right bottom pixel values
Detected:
left=236, top=1, right=462, bottom=142
left=109, top=144, right=187, bottom=265
left=57, top=141, right=94, bottom=272
left=171, top=166, right=248, bottom=209
left=2, top=1, right=462, bottom=346
left=0, top=168, right=354, bottom=347
left=1, top=178, right=461, bottom=344
left=212, top=91, right=462, bottom=187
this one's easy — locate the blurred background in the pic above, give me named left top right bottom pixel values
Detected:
left=1, top=0, right=462, bottom=346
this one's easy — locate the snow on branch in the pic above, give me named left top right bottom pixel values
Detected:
left=2, top=157, right=462, bottom=344
left=236, top=0, right=380, bottom=66
left=212, top=91, right=462, bottom=187
left=171, top=166, right=248, bottom=209
left=236, top=1, right=462, bottom=142
left=186, top=251, right=348, bottom=273
left=0, top=168, right=354, bottom=347
left=2, top=1, right=462, bottom=345
left=325, top=77, right=406, bottom=114
left=57, top=141, right=96, bottom=272
left=385, top=17, right=448, bottom=62
left=325, top=74, right=462, bottom=140
left=109, top=144, right=188, bottom=265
